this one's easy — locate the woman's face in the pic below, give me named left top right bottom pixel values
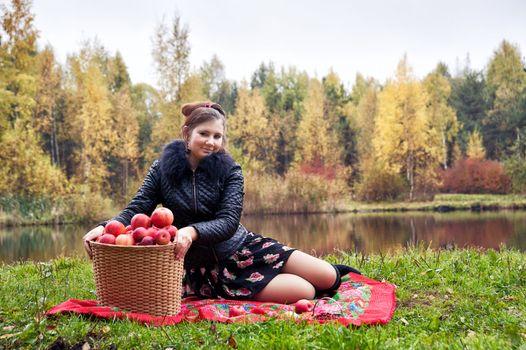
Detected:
left=187, top=118, right=224, bottom=163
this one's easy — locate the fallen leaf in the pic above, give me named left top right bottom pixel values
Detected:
left=446, top=288, right=454, bottom=294
left=0, top=332, right=21, bottom=339
left=400, top=317, right=409, bottom=325
left=227, top=335, right=238, bottom=348
left=209, top=324, right=217, bottom=334
left=101, top=325, right=111, bottom=334
left=2, top=325, right=15, bottom=331
left=82, top=341, right=91, bottom=350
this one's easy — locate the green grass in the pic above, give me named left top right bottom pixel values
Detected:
left=1, top=247, right=525, bottom=349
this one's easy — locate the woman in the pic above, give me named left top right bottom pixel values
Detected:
left=83, top=101, right=359, bottom=303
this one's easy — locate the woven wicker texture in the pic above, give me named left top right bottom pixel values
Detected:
left=89, top=241, right=183, bottom=316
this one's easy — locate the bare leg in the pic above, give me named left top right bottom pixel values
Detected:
left=282, top=250, right=337, bottom=290
left=253, top=273, right=315, bottom=303
left=252, top=251, right=338, bottom=303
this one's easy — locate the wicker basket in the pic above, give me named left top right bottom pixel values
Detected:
left=89, top=241, right=184, bottom=316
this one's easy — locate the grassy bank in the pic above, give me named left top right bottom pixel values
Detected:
left=0, top=247, right=525, bottom=349
left=338, top=194, right=526, bottom=213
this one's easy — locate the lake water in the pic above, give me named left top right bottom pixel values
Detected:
left=1, top=211, right=525, bottom=264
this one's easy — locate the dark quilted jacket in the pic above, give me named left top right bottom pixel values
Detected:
left=111, top=140, right=247, bottom=268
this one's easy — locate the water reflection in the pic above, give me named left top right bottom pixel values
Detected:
left=0, top=212, right=525, bottom=263
left=242, top=211, right=526, bottom=255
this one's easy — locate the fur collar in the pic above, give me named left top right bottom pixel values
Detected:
left=159, top=140, right=236, bottom=183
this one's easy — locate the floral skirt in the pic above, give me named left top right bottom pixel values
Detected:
left=182, top=232, right=296, bottom=300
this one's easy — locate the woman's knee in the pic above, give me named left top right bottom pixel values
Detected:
left=283, top=251, right=337, bottom=290
left=253, top=273, right=315, bottom=303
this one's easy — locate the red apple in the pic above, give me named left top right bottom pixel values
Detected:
left=138, top=236, right=155, bottom=246
left=96, top=233, right=116, bottom=245
left=155, top=229, right=171, bottom=245
left=105, top=220, right=126, bottom=237
left=294, top=299, right=314, bottom=314
left=131, top=213, right=151, bottom=230
left=229, top=306, right=245, bottom=317
left=125, top=225, right=132, bottom=232
left=115, top=233, right=134, bottom=246
left=132, top=227, right=149, bottom=243
left=164, top=225, right=178, bottom=239
left=146, top=226, right=158, bottom=239
left=150, top=207, right=174, bottom=228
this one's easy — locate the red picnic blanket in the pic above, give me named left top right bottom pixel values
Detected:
left=47, top=273, right=396, bottom=326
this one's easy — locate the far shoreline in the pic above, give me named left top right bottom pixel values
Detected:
left=1, top=194, right=526, bottom=227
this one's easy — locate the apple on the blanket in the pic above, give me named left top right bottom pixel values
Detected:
left=294, top=299, right=314, bottom=314
left=229, top=306, right=245, bottom=317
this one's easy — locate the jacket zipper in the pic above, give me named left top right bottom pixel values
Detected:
left=192, top=170, right=197, bottom=214
left=193, top=169, right=219, bottom=264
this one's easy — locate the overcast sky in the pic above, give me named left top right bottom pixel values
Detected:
left=25, top=0, right=526, bottom=89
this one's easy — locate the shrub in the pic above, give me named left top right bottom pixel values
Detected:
left=354, top=163, right=407, bottom=202
left=439, top=158, right=511, bottom=194
left=243, top=166, right=351, bottom=214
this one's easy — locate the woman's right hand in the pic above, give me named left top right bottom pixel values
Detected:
left=83, top=225, right=104, bottom=259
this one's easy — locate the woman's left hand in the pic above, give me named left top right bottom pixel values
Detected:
left=174, top=226, right=197, bottom=260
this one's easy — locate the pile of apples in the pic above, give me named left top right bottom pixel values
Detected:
left=96, top=207, right=177, bottom=246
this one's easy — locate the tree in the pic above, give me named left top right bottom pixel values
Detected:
left=130, top=83, right=162, bottom=168
left=423, top=63, right=459, bottom=169
left=0, top=0, right=37, bottom=73
left=107, top=51, right=131, bottom=93
left=152, top=13, right=190, bottom=102
left=111, top=88, right=139, bottom=199
left=65, top=54, right=115, bottom=193
left=466, top=129, right=486, bottom=160
left=323, top=70, right=356, bottom=168
left=353, top=81, right=379, bottom=167
left=484, top=40, right=526, bottom=158
left=33, top=46, right=63, bottom=165
left=295, top=78, right=341, bottom=167
left=373, top=57, right=441, bottom=200
left=449, top=67, right=489, bottom=154
left=228, top=86, right=275, bottom=172
left=199, top=54, right=225, bottom=99
left=0, top=0, right=38, bottom=132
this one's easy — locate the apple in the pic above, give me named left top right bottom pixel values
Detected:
left=229, top=306, right=245, bottom=317
left=96, top=233, right=116, bottom=245
left=105, top=220, right=126, bottom=237
left=150, top=207, right=174, bottom=228
left=294, top=299, right=314, bottom=314
left=115, top=233, right=134, bottom=246
left=146, top=227, right=159, bottom=239
left=131, top=213, right=151, bottom=230
left=138, top=236, right=155, bottom=246
left=164, top=225, right=178, bottom=239
left=132, top=227, right=149, bottom=243
left=155, top=229, right=171, bottom=245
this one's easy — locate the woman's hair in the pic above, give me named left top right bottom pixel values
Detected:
left=181, top=101, right=227, bottom=149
